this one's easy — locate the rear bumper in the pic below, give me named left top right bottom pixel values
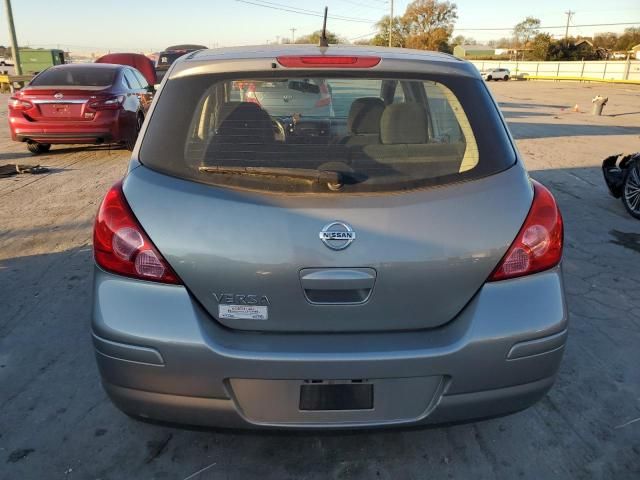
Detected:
left=15, top=132, right=114, bottom=144
left=9, top=112, right=121, bottom=144
left=92, top=266, right=568, bottom=429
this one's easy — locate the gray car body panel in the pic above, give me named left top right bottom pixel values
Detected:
left=123, top=163, right=531, bottom=332
left=92, top=265, right=567, bottom=428
left=93, top=45, right=567, bottom=428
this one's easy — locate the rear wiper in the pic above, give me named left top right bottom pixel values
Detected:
left=198, top=166, right=353, bottom=190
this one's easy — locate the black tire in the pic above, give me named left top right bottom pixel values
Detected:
left=621, top=162, right=640, bottom=220
left=27, top=142, right=51, bottom=155
left=504, top=75, right=510, bottom=81
left=486, top=75, right=492, bottom=81
left=125, top=114, right=144, bottom=151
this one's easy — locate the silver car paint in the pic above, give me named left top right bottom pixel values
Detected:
left=122, top=161, right=531, bottom=333
left=93, top=45, right=567, bottom=428
left=93, top=265, right=567, bottom=428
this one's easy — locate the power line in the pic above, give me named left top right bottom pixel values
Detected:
left=454, top=21, right=639, bottom=31
left=342, top=0, right=387, bottom=10
left=234, top=0, right=377, bottom=24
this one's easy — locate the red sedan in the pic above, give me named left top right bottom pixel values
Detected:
left=8, top=63, right=153, bottom=154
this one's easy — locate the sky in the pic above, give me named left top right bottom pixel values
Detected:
left=1, top=0, right=638, bottom=53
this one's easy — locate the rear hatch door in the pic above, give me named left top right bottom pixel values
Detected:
left=123, top=164, right=532, bottom=333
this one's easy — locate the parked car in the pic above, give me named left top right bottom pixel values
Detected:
left=602, top=152, right=640, bottom=219
left=0, top=56, right=14, bottom=67
left=95, top=53, right=157, bottom=87
left=236, top=78, right=333, bottom=118
left=92, top=45, right=566, bottom=429
left=155, top=45, right=206, bottom=83
left=481, top=68, right=510, bottom=81
left=8, top=63, right=153, bottom=154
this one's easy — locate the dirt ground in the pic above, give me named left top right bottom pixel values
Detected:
left=1, top=81, right=640, bottom=479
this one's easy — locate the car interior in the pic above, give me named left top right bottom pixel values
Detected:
left=185, top=78, right=479, bottom=188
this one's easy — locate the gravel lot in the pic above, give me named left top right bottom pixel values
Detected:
left=1, top=81, right=639, bottom=479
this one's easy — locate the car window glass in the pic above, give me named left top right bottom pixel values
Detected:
left=132, top=69, right=148, bottom=89
left=30, top=67, right=117, bottom=87
left=124, top=70, right=141, bottom=89
left=139, top=74, right=516, bottom=194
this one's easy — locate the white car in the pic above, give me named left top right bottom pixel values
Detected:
left=481, top=68, right=510, bottom=81
left=0, top=57, right=14, bottom=67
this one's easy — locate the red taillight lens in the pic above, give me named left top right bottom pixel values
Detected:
left=276, top=56, right=381, bottom=68
left=93, top=182, right=181, bottom=284
left=88, top=95, right=125, bottom=110
left=489, top=180, right=563, bottom=281
left=8, top=97, right=33, bottom=111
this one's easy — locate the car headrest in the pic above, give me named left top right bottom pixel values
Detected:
left=380, top=103, right=429, bottom=145
left=214, top=102, right=274, bottom=144
left=347, top=97, right=385, bottom=135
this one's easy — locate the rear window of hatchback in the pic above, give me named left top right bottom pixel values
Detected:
left=140, top=71, right=516, bottom=194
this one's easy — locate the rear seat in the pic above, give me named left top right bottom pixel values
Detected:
left=351, top=103, right=465, bottom=178
left=342, top=97, right=385, bottom=146
left=203, top=102, right=350, bottom=170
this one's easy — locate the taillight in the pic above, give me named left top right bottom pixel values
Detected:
left=93, top=182, right=181, bottom=284
left=8, top=97, right=33, bottom=111
left=276, top=56, right=381, bottom=68
left=489, top=180, right=563, bottom=281
left=88, top=95, right=125, bottom=110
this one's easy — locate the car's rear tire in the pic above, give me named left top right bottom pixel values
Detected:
left=486, top=75, right=492, bottom=81
left=27, top=142, right=51, bottom=155
left=125, top=114, right=144, bottom=151
left=504, top=75, right=510, bottom=81
left=622, top=162, right=640, bottom=219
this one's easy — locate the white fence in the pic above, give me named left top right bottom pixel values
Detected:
left=469, top=59, right=640, bottom=82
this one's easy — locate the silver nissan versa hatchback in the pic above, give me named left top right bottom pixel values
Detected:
left=92, top=45, right=567, bottom=429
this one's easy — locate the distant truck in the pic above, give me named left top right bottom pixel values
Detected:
left=155, top=44, right=206, bottom=83
left=19, top=48, right=65, bottom=74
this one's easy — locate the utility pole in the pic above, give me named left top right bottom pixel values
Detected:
left=290, top=28, right=296, bottom=43
left=3, top=0, right=22, bottom=74
left=388, top=0, right=394, bottom=47
left=564, top=10, right=575, bottom=46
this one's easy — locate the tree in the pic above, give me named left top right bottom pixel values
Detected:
left=593, top=32, right=618, bottom=50
left=513, top=17, right=541, bottom=47
left=492, top=37, right=514, bottom=48
left=371, top=15, right=409, bottom=48
left=402, top=0, right=458, bottom=51
left=530, top=33, right=552, bottom=60
left=451, top=35, right=475, bottom=46
left=294, top=30, right=344, bottom=45
left=614, top=27, right=640, bottom=51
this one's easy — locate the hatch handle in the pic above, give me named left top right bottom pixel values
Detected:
left=300, top=268, right=376, bottom=291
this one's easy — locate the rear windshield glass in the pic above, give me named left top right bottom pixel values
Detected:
left=30, top=67, right=117, bottom=87
left=140, top=73, right=515, bottom=194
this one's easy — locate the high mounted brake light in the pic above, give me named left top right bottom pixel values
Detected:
left=489, top=180, right=563, bottom=281
left=276, top=56, right=381, bottom=68
left=94, top=181, right=181, bottom=284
